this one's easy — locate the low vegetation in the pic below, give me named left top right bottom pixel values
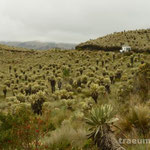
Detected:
left=0, top=43, right=150, bottom=149
left=76, top=28, right=150, bottom=52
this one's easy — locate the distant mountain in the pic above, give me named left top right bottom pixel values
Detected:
left=76, top=28, right=150, bottom=52
left=0, top=41, right=77, bottom=50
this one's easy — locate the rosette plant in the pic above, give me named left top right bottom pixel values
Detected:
left=86, top=104, right=125, bottom=150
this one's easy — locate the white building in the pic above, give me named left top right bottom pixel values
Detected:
left=120, top=45, right=131, bottom=53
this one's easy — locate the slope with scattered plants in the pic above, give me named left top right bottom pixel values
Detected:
left=0, top=44, right=34, bottom=53
left=0, top=43, right=150, bottom=150
left=76, top=29, right=150, bottom=52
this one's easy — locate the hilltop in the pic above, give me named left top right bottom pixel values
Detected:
left=0, top=44, right=36, bottom=55
left=0, top=41, right=77, bottom=50
left=76, top=29, right=150, bottom=52
left=0, top=44, right=33, bottom=52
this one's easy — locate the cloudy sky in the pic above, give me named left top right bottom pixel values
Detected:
left=0, top=0, right=150, bottom=43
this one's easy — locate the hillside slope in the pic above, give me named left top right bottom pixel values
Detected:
left=0, top=44, right=34, bottom=53
left=76, top=29, right=150, bottom=52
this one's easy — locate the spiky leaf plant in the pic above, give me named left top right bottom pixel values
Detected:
left=90, top=84, right=100, bottom=103
left=86, top=105, right=118, bottom=139
left=86, top=104, right=125, bottom=150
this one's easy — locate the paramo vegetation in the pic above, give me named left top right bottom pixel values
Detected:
left=0, top=42, right=150, bottom=150
left=76, top=28, right=150, bottom=52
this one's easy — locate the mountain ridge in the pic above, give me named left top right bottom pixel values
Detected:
left=0, top=41, right=77, bottom=50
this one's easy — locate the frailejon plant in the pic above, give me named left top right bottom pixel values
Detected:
left=3, top=86, right=7, bottom=98
left=48, top=76, right=56, bottom=93
left=30, top=91, right=46, bottom=115
left=90, top=84, right=99, bottom=103
left=85, top=104, right=125, bottom=150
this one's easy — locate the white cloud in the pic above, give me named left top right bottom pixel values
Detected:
left=0, top=0, right=150, bottom=43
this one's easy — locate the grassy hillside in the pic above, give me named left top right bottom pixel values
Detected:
left=76, top=29, right=150, bottom=52
left=0, top=45, right=150, bottom=149
left=0, top=44, right=34, bottom=52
